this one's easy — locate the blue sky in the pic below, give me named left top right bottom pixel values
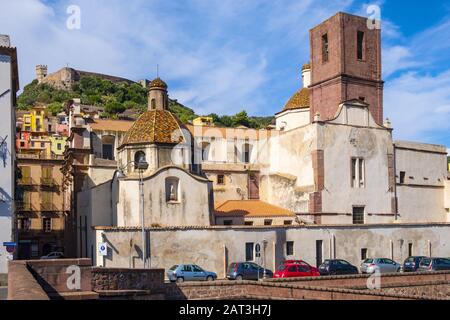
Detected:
left=1, top=0, right=449, bottom=149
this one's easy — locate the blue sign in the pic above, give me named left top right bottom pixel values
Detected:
left=3, top=242, right=16, bottom=247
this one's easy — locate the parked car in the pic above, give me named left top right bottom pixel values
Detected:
left=418, top=258, right=450, bottom=272
left=167, top=264, right=217, bottom=283
left=360, top=258, right=401, bottom=274
left=227, top=262, right=273, bottom=280
left=318, top=259, right=359, bottom=276
left=274, top=260, right=320, bottom=278
left=40, top=252, right=65, bottom=260
left=402, top=256, right=426, bottom=272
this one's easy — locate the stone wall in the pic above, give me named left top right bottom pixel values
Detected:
left=7, top=261, right=49, bottom=300
left=91, top=267, right=164, bottom=291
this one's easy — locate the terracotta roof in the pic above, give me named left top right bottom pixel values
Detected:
left=120, top=110, right=186, bottom=146
left=215, top=200, right=295, bottom=217
left=149, top=77, right=168, bottom=89
left=282, top=88, right=310, bottom=112
left=90, top=119, right=134, bottom=132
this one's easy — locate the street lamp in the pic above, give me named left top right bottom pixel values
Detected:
left=116, top=157, right=149, bottom=268
left=262, top=239, right=268, bottom=280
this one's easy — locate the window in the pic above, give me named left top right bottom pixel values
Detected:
left=243, top=143, right=252, bottom=163
left=201, top=142, right=211, bottom=161
left=41, top=166, right=53, bottom=186
left=358, top=96, right=366, bottom=102
left=18, top=218, right=31, bottom=231
left=24, top=126, right=31, bottom=131
left=43, top=218, right=52, bottom=232
left=20, top=141, right=25, bottom=147
left=286, top=241, right=294, bottom=256
left=165, top=177, right=179, bottom=202
left=322, top=33, right=329, bottom=62
left=244, top=221, right=253, bottom=226
left=357, top=31, right=365, bottom=60
left=40, top=142, right=45, bottom=148
left=223, top=220, right=233, bottom=226
left=353, top=206, right=365, bottom=224
left=102, top=144, right=114, bottom=160
left=192, top=265, right=203, bottom=272
left=182, top=265, right=192, bottom=272
left=264, top=219, right=272, bottom=226
left=217, top=174, right=225, bottom=185
left=351, top=158, right=365, bottom=188
left=134, top=151, right=146, bottom=169
left=151, top=99, right=156, bottom=110
left=284, top=220, right=292, bottom=225
left=408, top=243, right=413, bottom=257
left=31, top=242, right=39, bottom=258
left=361, top=248, right=368, bottom=260
left=399, top=171, right=406, bottom=184
left=245, top=242, right=254, bottom=261
left=57, top=143, right=62, bottom=151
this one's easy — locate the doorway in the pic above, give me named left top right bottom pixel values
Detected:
left=316, top=240, right=323, bottom=267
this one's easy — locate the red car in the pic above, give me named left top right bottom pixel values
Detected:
left=274, top=260, right=320, bottom=278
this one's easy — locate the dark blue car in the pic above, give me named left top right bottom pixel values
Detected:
left=402, top=256, right=426, bottom=272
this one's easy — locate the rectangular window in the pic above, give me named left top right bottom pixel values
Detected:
left=244, top=221, right=253, bottom=226
left=286, top=241, right=294, bottom=256
left=223, top=220, right=233, bottom=226
left=31, top=242, right=39, bottom=258
left=57, top=143, right=61, bottom=151
left=102, top=144, right=114, bottom=160
left=264, top=219, right=272, bottom=226
left=217, top=174, right=225, bottom=185
left=357, top=31, right=365, bottom=60
left=353, top=206, right=365, bottom=224
left=400, top=171, right=406, bottom=184
left=358, top=96, right=366, bottom=102
left=322, top=33, right=329, bottom=62
left=43, top=218, right=52, bottom=232
left=18, top=218, right=30, bottom=231
left=284, top=220, right=292, bottom=225
left=351, top=158, right=365, bottom=188
left=361, top=248, right=368, bottom=260
left=245, top=242, right=254, bottom=261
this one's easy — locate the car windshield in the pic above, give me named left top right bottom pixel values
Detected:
left=169, top=265, right=178, bottom=271
left=405, top=257, right=415, bottom=263
left=363, top=259, right=373, bottom=264
left=277, top=265, right=287, bottom=271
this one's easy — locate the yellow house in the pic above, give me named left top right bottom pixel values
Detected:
left=193, top=116, right=214, bottom=126
left=49, top=135, right=67, bottom=156
left=22, top=106, right=46, bottom=133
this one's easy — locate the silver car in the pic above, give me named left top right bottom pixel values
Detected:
left=167, top=264, right=217, bottom=283
left=360, top=258, right=401, bottom=274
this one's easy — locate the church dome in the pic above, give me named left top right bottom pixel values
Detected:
left=120, top=110, right=187, bottom=147
left=149, top=77, right=168, bottom=89
left=282, top=87, right=310, bottom=111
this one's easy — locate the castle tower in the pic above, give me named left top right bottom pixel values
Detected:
left=309, top=12, right=383, bottom=124
left=147, top=77, right=169, bottom=111
left=35, top=65, right=48, bottom=83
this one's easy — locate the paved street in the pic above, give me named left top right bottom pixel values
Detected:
left=0, top=287, right=7, bottom=300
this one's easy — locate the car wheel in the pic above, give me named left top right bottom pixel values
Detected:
left=176, top=277, right=184, bottom=283
left=206, top=276, right=214, bottom=281
left=235, top=275, right=243, bottom=281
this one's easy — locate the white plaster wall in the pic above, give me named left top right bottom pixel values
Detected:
left=117, top=167, right=213, bottom=227
left=320, top=124, right=394, bottom=217
left=275, top=109, right=310, bottom=131
left=0, top=53, right=14, bottom=273
left=445, top=178, right=450, bottom=221
left=94, top=224, right=450, bottom=276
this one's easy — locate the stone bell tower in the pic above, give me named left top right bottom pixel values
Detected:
left=148, top=77, right=169, bottom=111
left=309, top=12, right=384, bottom=125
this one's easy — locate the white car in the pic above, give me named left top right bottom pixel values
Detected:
left=40, top=252, right=65, bottom=260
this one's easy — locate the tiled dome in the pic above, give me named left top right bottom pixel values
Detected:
left=120, top=110, right=186, bottom=146
left=149, top=77, right=168, bottom=89
left=282, top=88, right=310, bottom=111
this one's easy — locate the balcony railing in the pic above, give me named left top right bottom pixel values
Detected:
left=17, top=152, right=64, bottom=160
left=40, top=177, right=55, bottom=187
left=15, top=201, right=34, bottom=212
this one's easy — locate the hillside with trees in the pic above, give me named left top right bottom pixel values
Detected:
left=17, top=76, right=273, bottom=128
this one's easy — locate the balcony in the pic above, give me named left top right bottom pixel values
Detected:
left=40, top=177, right=56, bottom=187
left=17, top=177, right=34, bottom=186
left=15, top=201, right=34, bottom=212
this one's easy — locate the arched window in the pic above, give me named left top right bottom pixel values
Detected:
left=243, top=143, right=252, bottom=163
left=165, top=177, right=179, bottom=202
left=201, top=141, right=211, bottom=161
left=134, top=151, right=146, bottom=170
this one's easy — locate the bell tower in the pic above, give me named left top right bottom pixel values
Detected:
left=309, top=12, right=383, bottom=125
left=148, top=77, right=169, bottom=111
